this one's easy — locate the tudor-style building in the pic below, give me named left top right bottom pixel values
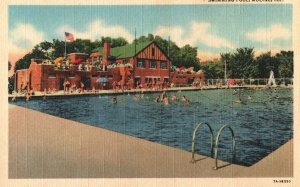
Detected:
left=93, top=41, right=171, bottom=86
left=15, top=41, right=203, bottom=92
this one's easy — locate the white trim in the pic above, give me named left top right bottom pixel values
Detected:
left=145, top=76, right=161, bottom=78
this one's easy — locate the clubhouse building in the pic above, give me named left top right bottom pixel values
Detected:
left=15, top=41, right=204, bottom=91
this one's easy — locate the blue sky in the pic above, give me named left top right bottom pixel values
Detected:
left=9, top=4, right=292, bottom=61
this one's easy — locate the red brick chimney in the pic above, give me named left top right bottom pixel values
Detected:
left=104, top=42, right=110, bottom=58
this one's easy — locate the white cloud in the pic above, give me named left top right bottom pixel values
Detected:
left=246, top=23, right=291, bottom=44
left=57, top=20, right=134, bottom=42
left=153, top=21, right=235, bottom=49
left=9, top=23, right=45, bottom=54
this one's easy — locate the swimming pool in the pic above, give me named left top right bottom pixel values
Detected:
left=10, top=88, right=293, bottom=166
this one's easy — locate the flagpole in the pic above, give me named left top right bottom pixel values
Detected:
left=168, top=35, right=171, bottom=84
left=64, top=36, right=67, bottom=58
left=134, top=28, right=136, bottom=55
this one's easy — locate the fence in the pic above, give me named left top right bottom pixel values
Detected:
left=205, top=78, right=293, bottom=87
left=173, top=78, right=293, bottom=88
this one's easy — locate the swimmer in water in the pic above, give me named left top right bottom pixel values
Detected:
left=162, top=94, right=169, bottom=105
left=172, top=95, right=177, bottom=101
left=161, top=92, right=166, bottom=101
left=155, top=95, right=161, bottom=103
left=181, top=95, right=190, bottom=104
left=112, top=96, right=117, bottom=103
left=134, top=93, right=140, bottom=100
left=11, top=95, right=17, bottom=102
left=24, top=93, right=30, bottom=102
left=247, top=96, right=252, bottom=100
left=235, top=98, right=242, bottom=103
left=233, top=89, right=238, bottom=95
left=274, top=95, right=279, bottom=99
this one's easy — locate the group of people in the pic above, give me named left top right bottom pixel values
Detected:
left=232, top=87, right=280, bottom=104
left=135, top=80, right=171, bottom=92
left=154, top=92, right=190, bottom=105
left=63, top=80, right=85, bottom=94
left=11, top=89, right=35, bottom=102
left=111, top=91, right=190, bottom=106
left=11, top=82, right=35, bottom=102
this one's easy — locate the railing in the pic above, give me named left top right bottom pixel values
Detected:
left=191, top=122, right=214, bottom=163
left=190, top=123, right=236, bottom=170
left=213, top=125, right=236, bottom=170
left=205, top=78, right=293, bottom=86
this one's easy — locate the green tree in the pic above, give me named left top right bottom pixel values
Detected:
left=256, top=52, right=280, bottom=78
left=224, top=48, right=257, bottom=78
left=51, top=39, right=68, bottom=58
left=202, top=60, right=224, bottom=79
left=14, top=47, right=48, bottom=72
left=177, top=45, right=201, bottom=71
left=276, top=51, right=293, bottom=78
left=111, top=37, right=128, bottom=48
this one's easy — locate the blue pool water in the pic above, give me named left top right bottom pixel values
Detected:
left=10, top=88, right=293, bottom=166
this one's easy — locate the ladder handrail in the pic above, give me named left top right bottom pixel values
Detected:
left=213, top=124, right=236, bottom=170
left=191, top=122, right=214, bottom=163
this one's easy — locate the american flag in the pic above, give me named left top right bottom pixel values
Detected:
left=65, top=32, right=75, bottom=42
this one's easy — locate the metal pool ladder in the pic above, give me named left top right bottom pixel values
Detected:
left=190, top=122, right=214, bottom=163
left=190, top=123, right=236, bottom=170
left=213, top=124, right=236, bottom=170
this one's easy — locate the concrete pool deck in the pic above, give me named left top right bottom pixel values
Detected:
left=9, top=105, right=293, bottom=178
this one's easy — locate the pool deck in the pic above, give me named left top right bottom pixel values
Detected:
left=9, top=105, right=293, bottom=178
left=8, top=84, right=293, bottom=99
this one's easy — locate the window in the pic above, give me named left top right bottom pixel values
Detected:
left=137, top=59, right=145, bottom=68
left=150, top=61, right=157, bottom=68
left=152, top=47, right=155, bottom=56
left=68, top=73, right=76, bottom=78
left=107, top=75, right=113, bottom=78
left=160, top=61, right=167, bottom=69
left=48, top=73, right=56, bottom=78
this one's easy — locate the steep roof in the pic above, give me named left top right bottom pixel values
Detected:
left=93, top=41, right=152, bottom=59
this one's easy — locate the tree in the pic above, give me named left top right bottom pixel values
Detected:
left=222, top=48, right=257, bottom=79
left=276, top=51, right=293, bottom=78
left=256, top=52, right=280, bottom=78
left=177, top=45, right=201, bottom=71
left=111, top=37, right=128, bottom=48
left=14, top=48, right=48, bottom=72
left=202, top=60, right=224, bottom=79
